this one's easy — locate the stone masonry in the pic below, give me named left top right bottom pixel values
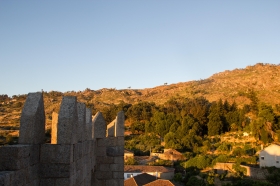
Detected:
left=0, top=92, right=124, bottom=186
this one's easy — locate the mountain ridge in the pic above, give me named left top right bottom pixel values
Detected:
left=1, top=63, right=280, bottom=129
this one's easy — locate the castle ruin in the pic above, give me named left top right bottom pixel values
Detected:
left=0, top=92, right=124, bottom=186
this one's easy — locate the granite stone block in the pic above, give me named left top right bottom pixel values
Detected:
left=97, top=137, right=117, bottom=147
left=40, top=163, right=72, bottom=178
left=115, top=111, right=124, bottom=137
left=77, top=102, right=86, bottom=142
left=40, top=178, right=56, bottom=186
left=106, top=146, right=124, bottom=157
left=73, top=142, right=83, bottom=161
left=19, top=92, right=45, bottom=144
left=86, top=108, right=92, bottom=141
left=40, top=144, right=73, bottom=163
left=92, top=112, right=106, bottom=139
left=113, top=171, right=124, bottom=179
left=95, top=171, right=112, bottom=179
left=96, top=156, right=114, bottom=164
left=106, top=179, right=119, bottom=186
left=57, top=96, right=78, bottom=144
left=110, top=164, right=123, bottom=171
left=0, top=171, right=12, bottom=186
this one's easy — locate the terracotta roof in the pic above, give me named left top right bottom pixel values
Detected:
left=124, top=165, right=175, bottom=173
left=143, top=179, right=175, bottom=186
left=124, top=173, right=156, bottom=186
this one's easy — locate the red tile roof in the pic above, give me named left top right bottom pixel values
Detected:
left=124, top=173, right=156, bottom=186
left=144, top=179, right=175, bottom=186
left=124, top=165, right=175, bottom=173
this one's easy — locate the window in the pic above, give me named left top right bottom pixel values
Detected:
left=127, top=174, right=133, bottom=178
left=261, top=156, right=264, bottom=160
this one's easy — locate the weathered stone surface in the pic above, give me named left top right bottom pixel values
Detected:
left=19, top=92, right=45, bottom=144
left=114, top=156, right=124, bottom=164
left=98, top=164, right=111, bottom=171
left=113, top=171, right=124, bottom=179
left=10, top=169, right=26, bottom=186
left=0, top=171, right=12, bottom=186
left=96, top=156, right=114, bottom=164
left=40, top=178, right=55, bottom=186
left=96, top=147, right=106, bottom=156
left=30, top=145, right=40, bottom=166
left=26, top=164, right=39, bottom=184
left=56, top=177, right=73, bottom=186
left=92, top=112, right=106, bottom=139
left=57, top=96, right=78, bottom=144
left=117, top=136, right=125, bottom=146
left=0, top=145, right=31, bottom=171
left=86, top=108, right=92, bottom=141
left=97, top=137, right=117, bottom=147
left=106, top=146, right=124, bottom=157
left=40, top=144, right=73, bottom=163
left=73, top=142, right=83, bottom=161
left=107, top=119, right=115, bottom=137
left=115, top=111, right=124, bottom=137
left=39, top=163, right=73, bottom=178
left=106, top=179, right=119, bottom=186
left=51, top=112, right=58, bottom=144
left=95, top=171, right=112, bottom=179
left=77, top=102, right=86, bottom=142
left=110, top=164, right=123, bottom=171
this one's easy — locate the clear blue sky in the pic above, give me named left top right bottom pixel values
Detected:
left=1, top=1, right=280, bottom=97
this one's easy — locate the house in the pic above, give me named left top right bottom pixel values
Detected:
left=124, top=173, right=156, bottom=186
left=259, top=144, right=280, bottom=168
left=124, top=165, right=175, bottom=180
left=151, top=149, right=185, bottom=161
left=125, top=149, right=134, bottom=160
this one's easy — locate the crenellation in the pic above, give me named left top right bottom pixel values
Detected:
left=0, top=92, right=124, bottom=186
left=115, top=111, right=125, bottom=137
left=107, top=119, right=115, bottom=137
left=86, top=108, right=92, bottom=141
left=92, top=112, right=106, bottom=139
left=77, top=102, right=86, bottom=142
left=19, top=92, right=45, bottom=144
left=57, top=96, right=78, bottom=144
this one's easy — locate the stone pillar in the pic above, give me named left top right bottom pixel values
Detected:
left=77, top=102, right=86, bottom=142
left=107, top=119, right=115, bottom=137
left=51, top=112, right=58, bottom=144
left=19, top=92, right=45, bottom=144
left=86, top=108, right=92, bottom=141
left=92, top=112, right=106, bottom=139
left=115, top=111, right=124, bottom=137
left=56, top=96, right=78, bottom=144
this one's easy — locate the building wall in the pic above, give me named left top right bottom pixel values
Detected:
left=259, top=144, right=280, bottom=168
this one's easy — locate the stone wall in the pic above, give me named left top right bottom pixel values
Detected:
left=213, top=163, right=269, bottom=180
left=0, top=92, right=124, bottom=186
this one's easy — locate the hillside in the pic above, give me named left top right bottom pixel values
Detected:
left=1, top=63, right=280, bottom=133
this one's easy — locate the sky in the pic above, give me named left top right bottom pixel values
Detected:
left=1, top=1, right=280, bottom=97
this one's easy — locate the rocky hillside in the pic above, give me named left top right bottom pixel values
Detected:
left=1, top=63, right=280, bottom=131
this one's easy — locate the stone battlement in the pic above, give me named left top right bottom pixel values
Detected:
left=0, top=92, right=124, bottom=186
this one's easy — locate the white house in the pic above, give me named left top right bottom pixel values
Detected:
left=124, top=165, right=175, bottom=180
left=259, top=144, right=280, bottom=168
